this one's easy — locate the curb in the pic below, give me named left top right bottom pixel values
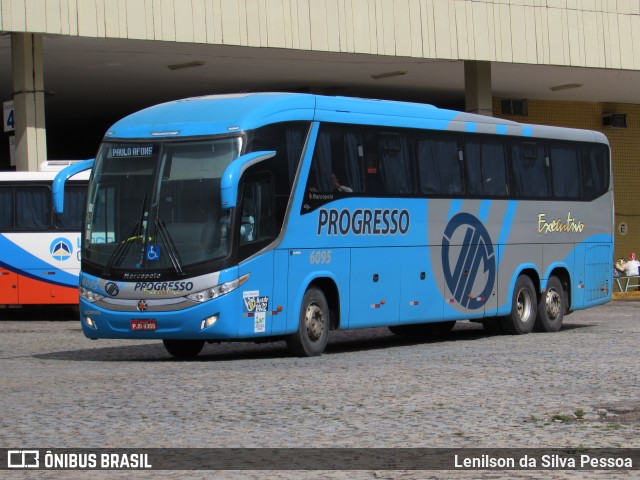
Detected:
left=612, top=291, right=640, bottom=301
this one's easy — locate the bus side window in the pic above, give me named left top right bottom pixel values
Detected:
left=16, top=186, right=50, bottom=230
left=465, top=136, right=509, bottom=197
left=238, top=175, right=276, bottom=258
left=0, top=187, right=14, bottom=229
left=417, top=133, right=463, bottom=196
left=307, top=125, right=364, bottom=194
left=581, top=144, right=609, bottom=200
left=55, top=185, right=87, bottom=230
left=246, top=121, right=309, bottom=229
left=511, top=141, right=549, bottom=198
left=550, top=142, right=581, bottom=199
left=377, top=131, right=416, bottom=194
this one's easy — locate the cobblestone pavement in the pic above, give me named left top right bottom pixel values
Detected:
left=1, top=301, right=639, bottom=479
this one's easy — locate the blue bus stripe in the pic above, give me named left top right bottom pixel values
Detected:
left=447, top=199, right=463, bottom=220
left=478, top=200, right=491, bottom=223
left=496, top=200, right=518, bottom=266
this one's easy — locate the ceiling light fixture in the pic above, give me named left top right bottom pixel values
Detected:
left=371, top=70, right=407, bottom=80
left=549, top=83, right=583, bottom=92
left=167, top=61, right=206, bottom=71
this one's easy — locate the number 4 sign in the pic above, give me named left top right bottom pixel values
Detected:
left=3, top=100, right=15, bottom=132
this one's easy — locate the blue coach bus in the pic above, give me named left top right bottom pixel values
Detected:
left=54, top=93, right=613, bottom=357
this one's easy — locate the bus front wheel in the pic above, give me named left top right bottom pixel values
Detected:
left=500, top=275, right=537, bottom=334
left=286, top=287, right=329, bottom=357
left=535, top=276, right=565, bottom=332
left=163, top=339, right=205, bottom=358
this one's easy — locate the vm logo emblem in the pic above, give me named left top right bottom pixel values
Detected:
left=104, top=282, right=120, bottom=297
left=442, top=212, right=496, bottom=310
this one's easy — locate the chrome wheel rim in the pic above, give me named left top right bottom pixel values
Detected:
left=516, top=288, right=533, bottom=323
left=546, top=288, right=562, bottom=320
left=305, top=302, right=324, bottom=342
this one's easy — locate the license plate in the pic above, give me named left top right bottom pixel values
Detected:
left=130, top=319, right=157, bottom=331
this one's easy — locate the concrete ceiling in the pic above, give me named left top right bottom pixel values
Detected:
left=1, top=34, right=640, bottom=158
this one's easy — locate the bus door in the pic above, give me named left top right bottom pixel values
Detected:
left=236, top=175, right=278, bottom=338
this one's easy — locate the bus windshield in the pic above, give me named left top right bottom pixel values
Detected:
left=84, top=137, right=242, bottom=275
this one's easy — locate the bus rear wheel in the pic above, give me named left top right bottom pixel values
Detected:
left=535, top=276, right=565, bottom=332
left=500, top=275, right=537, bottom=334
left=163, top=339, right=205, bottom=358
left=286, top=287, right=329, bottom=357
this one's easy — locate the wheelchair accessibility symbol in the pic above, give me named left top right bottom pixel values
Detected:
left=146, top=244, right=161, bottom=261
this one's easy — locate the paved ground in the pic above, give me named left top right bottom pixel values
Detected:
left=1, top=301, right=639, bottom=479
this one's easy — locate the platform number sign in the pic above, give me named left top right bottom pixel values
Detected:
left=3, top=100, right=14, bottom=132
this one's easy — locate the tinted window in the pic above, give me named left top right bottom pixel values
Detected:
left=16, top=187, right=50, bottom=230
left=377, top=131, right=415, bottom=194
left=511, top=141, right=550, bottom=198
left=465, top=137, right=508, bottom=196
left=306, top=124, right=365, bottom=194
left=417, top=133, right=463, bottom=195
left=581, top=145, right=609, bottom=200
left=246, top=122, right=310, bottom=226
left=55, top=185, right=86, bottom=230
left=550, top=143, right=581, bottom=199
left=0, top=187, right=14, bottom=229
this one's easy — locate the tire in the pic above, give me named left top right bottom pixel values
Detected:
left=286, top=287, right=330, bottom=357
left=389, top=321, right=456, bottom=336
left=482, top=318, right=503, bottom=334
left=163, top=340, right=205, bottom=358
left=500, top=275, right=537, bottom=335
left=535, top=276, right=565, bottom=332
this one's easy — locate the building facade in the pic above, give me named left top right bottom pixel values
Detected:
left=1, top=0, right=639, bottom=257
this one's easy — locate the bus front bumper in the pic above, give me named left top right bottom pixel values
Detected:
left=79, top=290, right=244, bottom=340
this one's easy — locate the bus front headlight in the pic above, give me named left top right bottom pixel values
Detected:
left=80, top=287, right=105, bottom=303
left=187, top=274, right=249, bottom=303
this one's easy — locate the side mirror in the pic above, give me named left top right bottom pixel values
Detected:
left=52, top=158, right=94, bottom=213
left=220, top=151, right=275, bottom=209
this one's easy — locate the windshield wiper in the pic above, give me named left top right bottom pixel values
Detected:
left=154, top=220, right=184, bottom=275
left=104, top=195, right=147, bottom=276
left=104, top=221, right=142, bottom=276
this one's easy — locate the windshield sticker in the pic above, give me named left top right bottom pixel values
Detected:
left=254, top=313, right=266, bottom=333
left=243, top=290, right=269, bottom=314
left=317, top=208, right=410, bottom=236
left=146, top=244, right=161, bottom=261
left=537, top=212, right=585, bottom=234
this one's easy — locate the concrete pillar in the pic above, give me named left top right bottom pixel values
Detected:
left=11, top=33, right=47, bottom=171
left=464, top=60, right=493, bottom=117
